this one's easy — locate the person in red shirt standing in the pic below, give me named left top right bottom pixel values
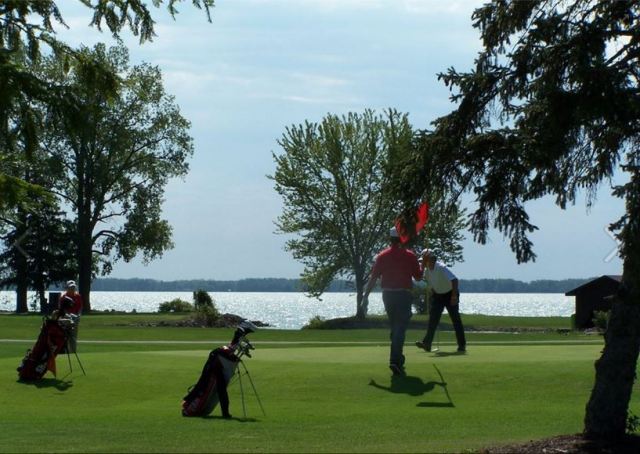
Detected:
left=363, top=227, right=422, bottom=376
left=58, top=280, right=83, bottom=353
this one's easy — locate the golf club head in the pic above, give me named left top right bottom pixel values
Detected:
left=238, top=320, right=258, bottom=334
left=231, top=320, right=259, bottom=346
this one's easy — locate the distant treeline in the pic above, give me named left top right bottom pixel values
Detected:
left=89, top=277, right=594, bottom=293
left=458, top=278, right=591, bottom=293
left=90, top=278, right=353, bottom=292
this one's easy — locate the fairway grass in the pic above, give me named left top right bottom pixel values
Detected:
left=2, top=331, right=638, bottom=453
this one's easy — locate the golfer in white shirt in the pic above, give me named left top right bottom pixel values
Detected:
left=415, top=249, right=467, bottom=353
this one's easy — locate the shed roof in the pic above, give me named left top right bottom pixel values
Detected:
left=565, top=275, right=622, bottom=296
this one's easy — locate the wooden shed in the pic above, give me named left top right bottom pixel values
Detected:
left=565, top=275, right=622, bottom=329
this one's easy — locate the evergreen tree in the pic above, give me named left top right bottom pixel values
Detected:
left=398, top=0, right=640, bottom=440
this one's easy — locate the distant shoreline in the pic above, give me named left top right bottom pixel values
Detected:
left=80, top=277, right=593, bottom=293
left=0, top=277, right=596, bottom=294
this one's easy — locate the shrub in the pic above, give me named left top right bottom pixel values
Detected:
left=303, top=315, right=326, bottom=329
left=191, top=305, right=221, bottom=327
left=592, top=310, right=610, bottom=332
left=158, top=298, right=194, bottom=313
left=193, top=289, right=213, bottom=310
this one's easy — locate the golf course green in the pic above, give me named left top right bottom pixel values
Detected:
left=1, top=313, right=638, bottom=453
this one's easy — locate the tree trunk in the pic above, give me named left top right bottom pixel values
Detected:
left=583, top=172, right=640, bottom=439
left=583, top=287, right=640, bottom=438
left=355, top=268, right=367, bottom=320
left=14, top=223, right=29, bottom=313
left=77, top=208, right=93, bottom=313
left=78, top=235, right=93, bottom=313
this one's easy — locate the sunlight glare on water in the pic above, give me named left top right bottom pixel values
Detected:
left=0, top=291, right=574, bottom=329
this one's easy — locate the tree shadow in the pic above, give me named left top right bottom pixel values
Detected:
left=17, top=377, right=74, bottom=392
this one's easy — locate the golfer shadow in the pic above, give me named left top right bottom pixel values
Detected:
left=17, top=377, right=74, bottom=392
left=369, top=365, right=455, bottom=408
left=368, top=375, right=444, bottom=397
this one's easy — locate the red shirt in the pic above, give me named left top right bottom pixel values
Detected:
left=59, top=291, right=83, bottom=315
left=370, top=244, right=422, bottom=290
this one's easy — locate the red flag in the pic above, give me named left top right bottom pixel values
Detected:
left=395, top=202, right=429, bottom=244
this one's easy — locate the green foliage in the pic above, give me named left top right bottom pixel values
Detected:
left=394, top=0, right=640, bottom=439
left=158, top=298, right=193, bottom=313
left=272, top=109, right=466, bottom=318
left=0, top=1, right=213, bottom=215
left=592, top=310, right=610, bottom=332
left=303, top=315, right=326, bottom=329
left=34, top=43, right=194, bottom=311
left=192, top=289, right=213, bottom=310
left=190, top=304, right=221, bottom=327
left=627, top=411, right=640, bottom=434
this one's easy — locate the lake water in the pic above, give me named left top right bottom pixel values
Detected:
left=0, top=291, right=574, bottom=330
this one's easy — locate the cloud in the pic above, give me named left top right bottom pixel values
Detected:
left=402, top=0, right=485, bottom=15
left=244, top=0, right=386, bottom=11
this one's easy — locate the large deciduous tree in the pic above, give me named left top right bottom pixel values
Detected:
left=398, top=0, right=640, bottom=440
left=42, top=43, right=193, bottom=312
left=272, top=109, right=465, bottom=319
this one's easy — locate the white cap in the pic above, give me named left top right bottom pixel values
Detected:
left=66, top=280, right=77, bottom=288
left=389, top=227, right=400, bottom=238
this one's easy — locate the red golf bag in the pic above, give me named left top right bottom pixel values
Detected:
left=17, top=317, right=72, bottom=381
left=182, top=320, right=257, bottom=418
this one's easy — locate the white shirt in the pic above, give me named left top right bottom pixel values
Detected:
left=424, top=261, right=457, bottom=294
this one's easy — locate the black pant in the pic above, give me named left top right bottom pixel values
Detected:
left=422, top=291, right=466, bottom=349
left=383, top=290, right=413, bottom=366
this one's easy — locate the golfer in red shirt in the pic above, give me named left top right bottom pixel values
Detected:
left=59, top=280, right=83, bottom=353
left=363, top=227, right=422, bottom=376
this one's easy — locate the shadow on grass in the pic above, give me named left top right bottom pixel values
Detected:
left=432, top=350, right=466, bottom=357
left=369, top=375, right=444, bottom=397
left=202, top=415, right=259, bottom=423
left=17, top=377, right=74, bottom=391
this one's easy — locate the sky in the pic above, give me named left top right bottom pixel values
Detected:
left=55, top=0, right=625, bottom=282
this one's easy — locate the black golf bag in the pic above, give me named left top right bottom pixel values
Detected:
left=17, top=315, right=74, bottom=381
left=182, top=320, right=257, bottom=418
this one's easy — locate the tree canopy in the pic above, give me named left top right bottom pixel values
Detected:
left=0, top=0, right=213, bottom=215
left=272, top=109, right=465, bottom=319
left=37, top=43, right=193, bottom=312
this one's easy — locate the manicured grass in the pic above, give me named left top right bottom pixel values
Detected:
left=1, top=315, right=638, bottom=453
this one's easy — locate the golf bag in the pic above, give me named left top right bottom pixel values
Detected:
left=17, top=316, right=74, bottom=381
left=182, top=320, right=257, bottom=418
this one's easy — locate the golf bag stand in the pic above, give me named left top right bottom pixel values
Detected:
left=235, top=354, right=266, bottom=419
left=182, top=320, right=261, bottom=418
